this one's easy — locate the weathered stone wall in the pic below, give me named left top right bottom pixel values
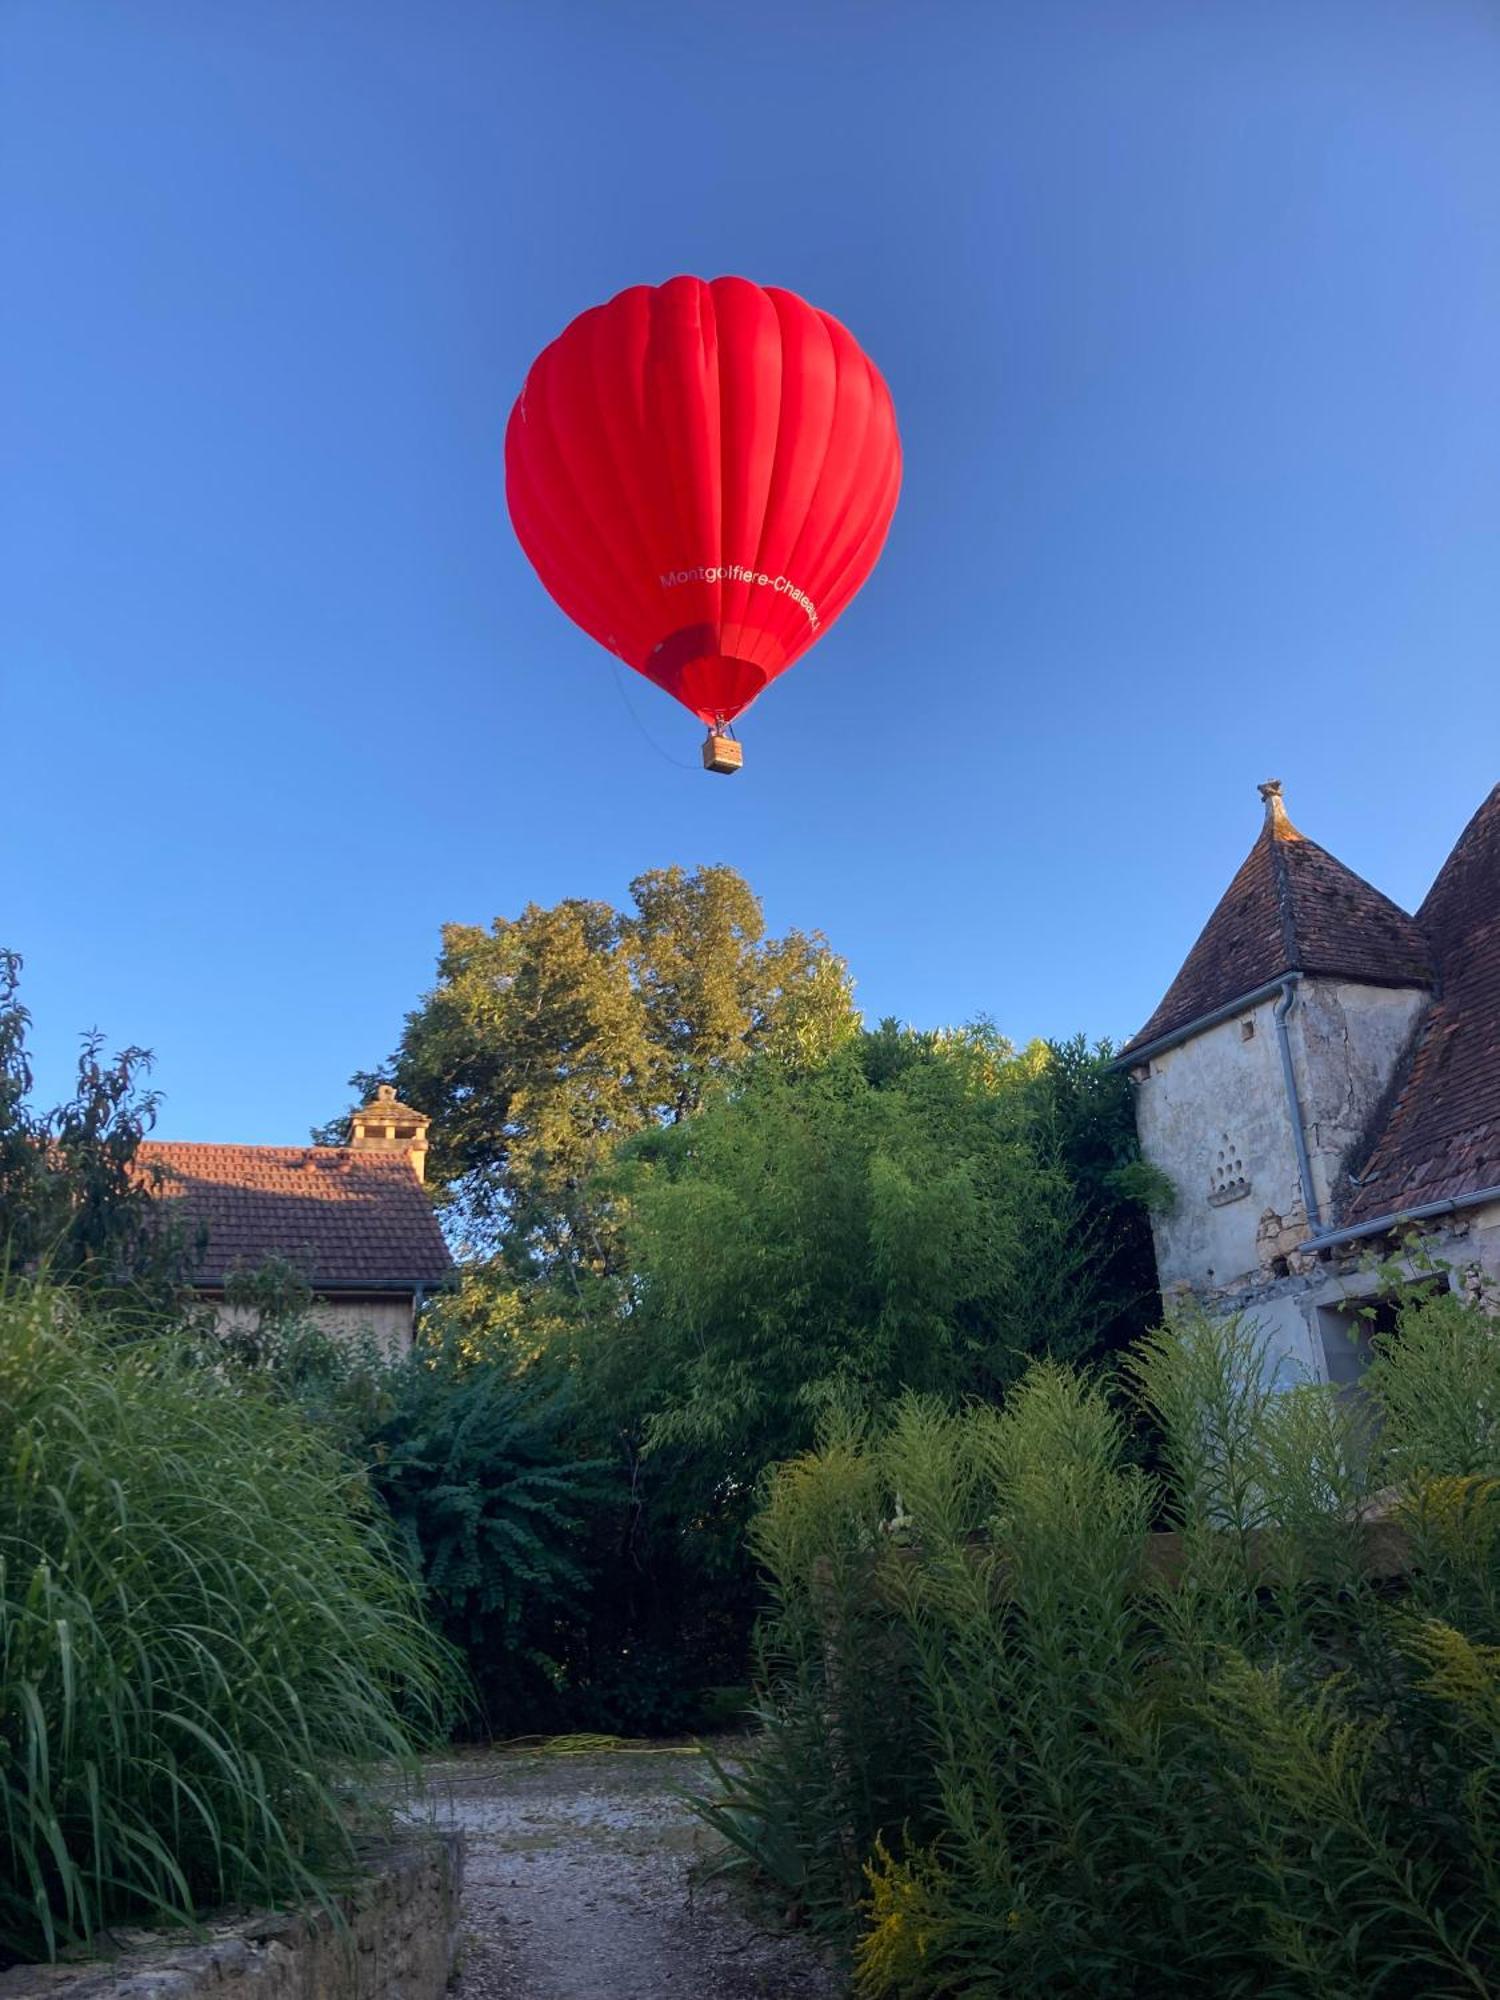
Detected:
left=1289, top=979, right=1429, bottom=1229
left=1168, top=1199, right=1500, bottom=1388
left=0, top=1837, right=462, bottom=2000
left=1132, top=996, right=1305, bottom=1297
left=1133, top=978, right=1431, bottom=1304
left=1128, top=972, right=1476, bottom=1386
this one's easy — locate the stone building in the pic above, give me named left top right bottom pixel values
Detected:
left=141, top=1084, right=451, bottom=1354
left=1121, top=778, right=1500, bottom=1384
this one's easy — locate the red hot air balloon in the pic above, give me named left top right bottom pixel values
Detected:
left=505, top=276, right=901, bottom=772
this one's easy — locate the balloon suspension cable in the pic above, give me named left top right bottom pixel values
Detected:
left=607, top=661, right=700, bottom=772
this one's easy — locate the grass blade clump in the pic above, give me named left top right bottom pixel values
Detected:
left=0, top=1281, right=455, bottom=1964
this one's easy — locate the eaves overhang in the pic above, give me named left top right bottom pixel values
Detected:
left=1113, top=976, right=1297, bottom=1073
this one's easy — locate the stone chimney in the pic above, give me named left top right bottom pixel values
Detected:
left=350, top=1083, right=430, bottom=1181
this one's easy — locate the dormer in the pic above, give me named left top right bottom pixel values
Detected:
left=1122, top=782, right=1433, bottom=1299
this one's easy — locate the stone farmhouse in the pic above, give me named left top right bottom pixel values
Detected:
left=1122, top=778, right=1500, bottom=1387
left=142, top=1084, right=451, bottom=1354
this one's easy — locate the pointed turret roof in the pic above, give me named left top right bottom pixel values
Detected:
left=1343, top=784, right=1500, bottom=1223
left=1415, top=781, right=1500, bottom=961
left=1121, top=781, right=1434, bottom=1059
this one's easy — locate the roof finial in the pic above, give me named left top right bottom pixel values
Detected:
left=1258, top=778, right=1289, bottom=830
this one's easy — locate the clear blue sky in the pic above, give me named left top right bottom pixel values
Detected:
left=4, top=0, right=1497, bottom=1143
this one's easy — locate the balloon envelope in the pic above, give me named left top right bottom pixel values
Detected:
left=505, top=276, right=901, bottom=725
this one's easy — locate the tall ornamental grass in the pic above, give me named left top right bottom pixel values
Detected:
left=0, top=1283, right=455, bottom=1965
left=698, top=1284, right=1500, bottom=1997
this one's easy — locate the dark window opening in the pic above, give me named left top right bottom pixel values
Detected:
left=1316, top=1288, right=1435, bottom=1390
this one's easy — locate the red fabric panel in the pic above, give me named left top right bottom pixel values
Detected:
left=505, top=275, right=901, bottom=724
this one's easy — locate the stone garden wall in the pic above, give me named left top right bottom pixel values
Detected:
left=0, top=1836, right=463, bottom=2000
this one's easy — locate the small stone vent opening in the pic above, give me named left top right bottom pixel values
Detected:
left=1208, top=1137, right=1250, bottom=1206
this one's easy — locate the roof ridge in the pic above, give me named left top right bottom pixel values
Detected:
left=142, top=1138, right=404, bottom=1161
left=1266, top=817, right=1301, bottom=970
left=145, top=1144, right=332, bottom=1160
left=1417, top=780, right=1500, bottom=952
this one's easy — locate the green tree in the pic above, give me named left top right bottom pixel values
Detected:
left=324, top=866, right=856, bottom=1268
left=1012, top=1031, right=1169, bottom=1358
left=594, top=1025, right=1161, bottom=1506
left=0, top=951, right=193, bottom=1308
left=370, top=1329, right=616, bottom=1734
left=530, top=1025, right=1164, bottom=1722
left=317, top=885, right=1164, bottom=1735
left=627, top=865, right=856, bottom=1109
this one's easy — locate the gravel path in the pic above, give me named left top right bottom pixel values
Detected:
left=422, top=1744, right=846, bottom=2000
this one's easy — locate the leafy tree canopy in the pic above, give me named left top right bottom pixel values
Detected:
left=315, top=878, right=1164, bottom=1731
left=589, top=1025, right=1163, bottom=1487
left=0, top=951, right=192, bottom=1308
left=323, top=866, right=857, bottom=1265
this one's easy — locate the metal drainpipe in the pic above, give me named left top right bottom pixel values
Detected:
left=1312, top=1182, right=1500, bottom=1251
left=1273, top=976, right=1322, bottom=1235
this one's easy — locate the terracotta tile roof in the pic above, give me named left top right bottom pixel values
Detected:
left=1121, top=784, right=1434, bottom=1058
left=139, top=1142, right=453, bottom=1290
left=1342, top=785, right=1500, bottom=1225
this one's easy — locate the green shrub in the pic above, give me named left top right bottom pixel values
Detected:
left=724, top=1417, right=923, bottom=1933
left=710, top=1289, right=1500, bottom=1997
left=619, top=1030, right=1155, bottom=1483
left=214, top=1257, right=398, bottom=1455
left=371, top=1331, right=613, bottom=1736
left=0, top=1282, right=454, bottom=1964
